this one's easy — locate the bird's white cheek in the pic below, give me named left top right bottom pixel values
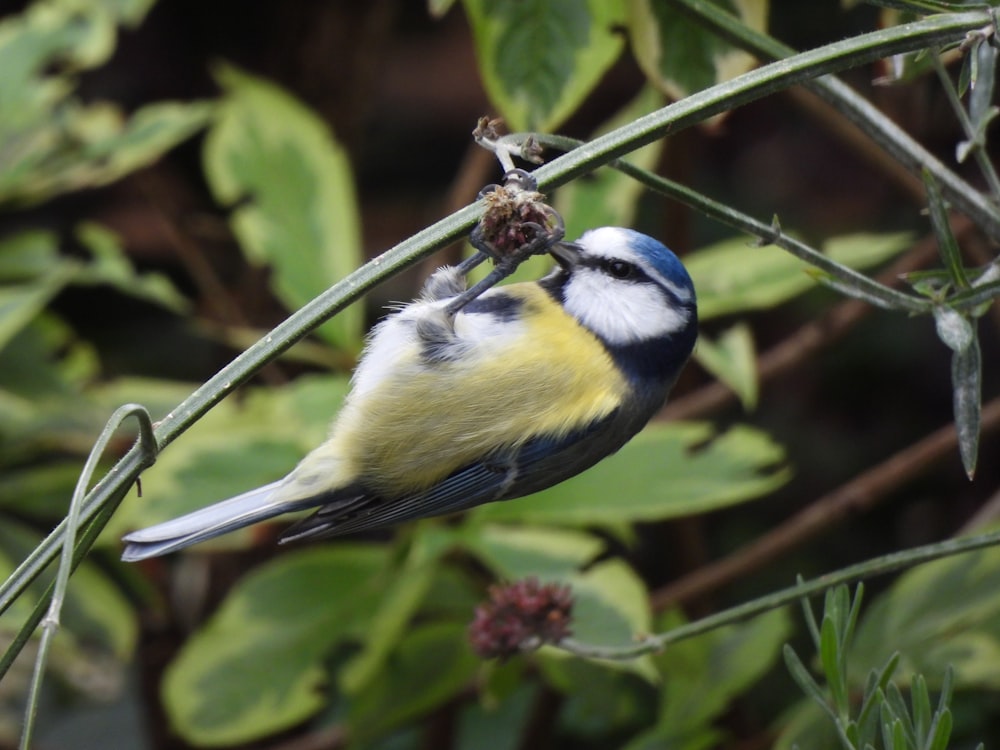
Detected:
left=563, top=275, right=691, bottom=344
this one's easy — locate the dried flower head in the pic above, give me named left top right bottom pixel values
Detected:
left=476, top=185, right=559, bottom=259
left=468, top=577, right=574, bottom=660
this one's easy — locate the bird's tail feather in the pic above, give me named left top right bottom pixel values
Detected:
left=121, top=481, right=318, bottom=561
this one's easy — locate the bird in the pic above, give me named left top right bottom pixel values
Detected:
left=121, top=227, right=698, bottom=561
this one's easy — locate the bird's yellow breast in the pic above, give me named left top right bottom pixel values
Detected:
left=319, top=283, right=628, bottom=495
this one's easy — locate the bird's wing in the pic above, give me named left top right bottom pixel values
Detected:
left=120, top=480, right=363, bottom=561
left=279, top=414, right=616, bottom=542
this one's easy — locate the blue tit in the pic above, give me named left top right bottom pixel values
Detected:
left=121, top=227, right=697, bottom=561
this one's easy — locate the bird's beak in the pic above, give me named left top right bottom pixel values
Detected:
left=550, top=241, right=583, bottom=270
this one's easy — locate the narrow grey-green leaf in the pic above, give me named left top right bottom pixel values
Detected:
left=923, top=168, right=970, bottom=290
left=951, top=325, right=981, bottom=478
left=910, top=673, right=931, bottom=739
left=927, top=708, right=953, bottom=750
left=820, top=615, right=847, bottom=713
left=784, top=644, right=836, bottom=719
left=969, top=38, right=997, bottom=126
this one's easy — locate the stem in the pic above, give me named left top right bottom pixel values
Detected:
left=556, top=518, right=1000, bottom=661
left=930, top=48, right=1000, bottom=201
left=18, top=405, right=155, bottom=750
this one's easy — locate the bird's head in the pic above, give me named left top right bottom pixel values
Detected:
left=544, top=227, right=698, bottom=381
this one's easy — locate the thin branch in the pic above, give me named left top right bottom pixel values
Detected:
left=651, top=396, right=1000, bottom=610
left=17, top=405, right=156, bottom=749
left=662, top=217, right=970, bottom=421
left=556, top=499, right=1000, bottom=660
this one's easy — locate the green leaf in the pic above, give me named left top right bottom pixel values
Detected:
left=771, top=699, right=844, bottom=750
left=629, top=0, right=768, bottom=100
left=59, top=557, right=139, bottom=662
left=0, top=2, right=206, bottom=205
left=348, top=621, right=479, bottom=743
left=0, top=272, right=73, bottom=354
left=1, top=99, right=213, bottom=205
left=90, top=0, right=159, bottom=26
left=455, top=683, right=536, bottom=750
left=851, top=534, right=1000, bottom=691
left=571, top=560, right=651, bottom=646
left=655, top=607, right=791, bottom=735
left=339, top=539, right=442, bottom=694
left=0, top=230, right=60, bottom=280
left=163, top=545, right=389, bottom=746
left=693, top=323, right=758, bottom=410
left=462, top=0, right=626, bottom=131
left=555, top=559, right=658, bottom=681
left=556, top=86, right=666, bottom=240
left=621, top=726, right=722, bottom=750
left=0, top=462, right=84, bottom=518
left=74, top=222, right=189, bottom=311
left=203, top=64, right=364, bottom=351
left=470, top=422, right=788, bottom=525
left=910, top=673, right=931, bottom=740
left=460, top=524, right=605, bottom=579
left=857, top=653, right=901, bottom=738
left=686, top=231, right=913, bottom=319
left=927, top=707, right=952, bottom=750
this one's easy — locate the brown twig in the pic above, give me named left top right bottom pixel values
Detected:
left=652, top=396, right=1000, bottom=610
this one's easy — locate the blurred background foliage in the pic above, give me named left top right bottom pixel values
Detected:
left=0, top=0, right=998, bottom=748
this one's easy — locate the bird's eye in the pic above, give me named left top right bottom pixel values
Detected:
left=605, top=259, right=636, bottom=279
